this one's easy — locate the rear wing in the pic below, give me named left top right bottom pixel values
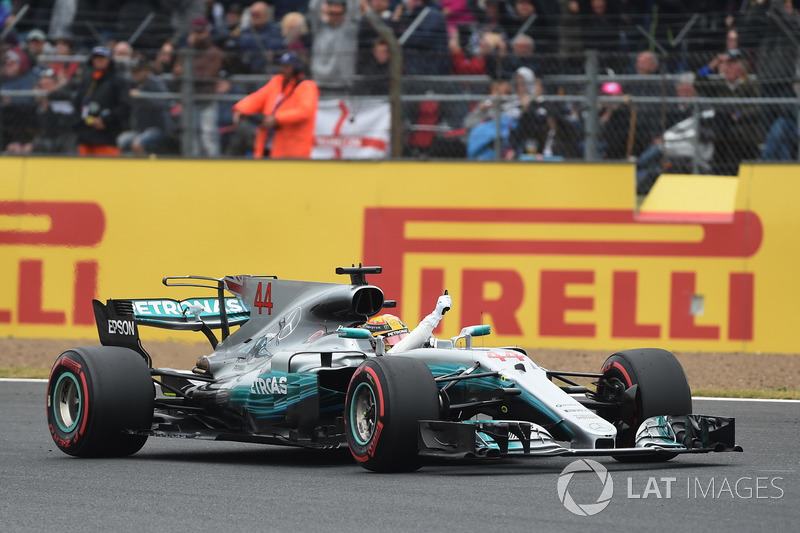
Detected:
left=92, top=276, right=260, bottom=363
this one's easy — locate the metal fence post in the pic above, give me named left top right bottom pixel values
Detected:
left=584, top=50, right=599, bottom=161
left=692, top=103, right=700, bottom=174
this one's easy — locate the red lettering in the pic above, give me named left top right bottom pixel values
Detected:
left=611, top=271, right=660, bottom=338
left=540, top=270, right=595, bottom=337
left=728, top=273, right=754, bottom=341
left=17, top=260, right=66, bottom=325
left=419, top=268, right=446, bottom=334
left=254, top=282, right=273, bottom=315
left=73, top=261, right=98, bottom=325
left=0, top=307, right=9, bottom=323
left=461, top=269, right=523, bottom=335
left=669, top=272, right=719, bottom=339
left=0, top=201, right=105, bottom=246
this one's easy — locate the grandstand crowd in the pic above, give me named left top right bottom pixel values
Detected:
left=1, top=1, right=799, bottom=185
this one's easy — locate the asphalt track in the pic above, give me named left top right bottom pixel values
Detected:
left=1, top=380, right=798, bottom=532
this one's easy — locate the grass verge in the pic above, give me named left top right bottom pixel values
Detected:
left=0, top=367, right=50, bottom=379
left=692, top=387, right=800, bottom=400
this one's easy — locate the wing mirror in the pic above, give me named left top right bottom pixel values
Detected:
left=451, top=325, right=491, bottom=349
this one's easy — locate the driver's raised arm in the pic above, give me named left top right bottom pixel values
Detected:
left=388, top=293, right=451, bottom=353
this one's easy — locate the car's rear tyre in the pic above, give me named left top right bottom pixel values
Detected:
left=47, top=346, right=154, bottom=457
left=596, top=348, right=692, bottom=462
left=345, top=356, right=440, bottom=472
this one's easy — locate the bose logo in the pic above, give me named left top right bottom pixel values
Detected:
left=108, top=319, right=135, bottom=336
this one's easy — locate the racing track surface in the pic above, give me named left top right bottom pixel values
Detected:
left=1, top=381, right=798, bottom=532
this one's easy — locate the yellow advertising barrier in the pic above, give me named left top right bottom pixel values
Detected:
left=1, top=158, right=797, bottom=354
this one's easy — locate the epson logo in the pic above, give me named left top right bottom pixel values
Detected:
left=108, top=319, right=135, bottom=336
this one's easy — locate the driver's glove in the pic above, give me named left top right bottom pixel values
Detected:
left=434, top=294, right=452, bottom=318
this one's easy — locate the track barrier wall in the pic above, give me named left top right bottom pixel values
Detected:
left=1, top=158, right=797, bottom=354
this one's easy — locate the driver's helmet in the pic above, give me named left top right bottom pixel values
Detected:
left=362, top=314, right=409, bottom=347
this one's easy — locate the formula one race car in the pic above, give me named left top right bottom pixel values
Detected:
left=46, top=266, right=741, bottom=472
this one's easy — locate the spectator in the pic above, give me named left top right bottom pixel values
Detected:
left=31, top=68, right=77, bottom=154
left=358, top=0, right=394, bottom=64
left=441, top=0, right=476, bottom=33
left=23, top=29, right=48, bottom=73
left=1, top=49, right=36, bottom=103
left=462, top=77, right=517, bottom=160
left=696, top=48, right=761, bottom=175
left=280, top=11, right=311, bottom=61
left=174, top=17, right=225, bottom=156
left=73, top=46, right=131, bottom=156
left=742, top=0, right=800, bottom=135
left=112, top=41, right=136, bottom=80
left=506, top=0, right=558, bottom=54
left=237, top=1, right=284, bottom=74
left=232, top=51, right=320, bottom=158
left=216, top=2, right=245, bottom=39
left=509, top=65, right=583, bottom=159
left=627, top=50, right=675, bottom=157
left=1, top=49, right=37, bottom=153
left=395, top=0, right=450, bottom=76
left=117, top=60, right=172, bottom=156
left=395, top=0, right=451, bottom=149
left=506, top=33, right=540, bottom=77
left=597, top=80, right=632, bottom=160
left=449, top=25, right=488, bottom=76
left=48, top=34, right=80, bottom=87
left=308, top=0, right=361, bottom=95
left=580, top=0, right=625, bottom=56
left=153, top=40, right=177, bottom=78
left=635, top=73, right=703, bottom=193
left=216, top=70, right=248, bottom=155
left=471, top=0, right=513, bottom=39
left=357, top=37, right=391, bottom=95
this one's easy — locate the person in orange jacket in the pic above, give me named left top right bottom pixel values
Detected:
left=232, top=52, right=319, bottom=158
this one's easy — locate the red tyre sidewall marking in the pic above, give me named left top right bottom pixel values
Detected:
left=349, top=364, right=386, bottom=462
left=48, top=356, right=89, bottom=449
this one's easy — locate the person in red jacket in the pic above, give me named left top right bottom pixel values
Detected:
left=232, top=52, right=319, bottom=158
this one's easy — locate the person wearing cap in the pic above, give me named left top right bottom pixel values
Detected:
left=1, top=48, right=37, bottom=153
left=231, top=51, right=319, bottom=158
left=173, top=16, right=225, bottom=156
left=23, top=29, right=48, bottom=72
left=72, top=45, right=131, bottom=156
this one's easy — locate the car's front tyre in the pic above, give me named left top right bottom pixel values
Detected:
left=345, top=356, right=439, bottom=472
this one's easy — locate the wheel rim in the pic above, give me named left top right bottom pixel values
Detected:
left=350, top=383, right=377, bottom=446
left=53, top=373, right=82, bottom=433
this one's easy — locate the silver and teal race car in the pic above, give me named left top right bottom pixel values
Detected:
left=47, top=266, right=740, bottom=472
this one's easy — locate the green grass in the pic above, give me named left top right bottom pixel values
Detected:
left=692, top=387, right=800, bottom=400
left=0, top=367, right=50, bottom=379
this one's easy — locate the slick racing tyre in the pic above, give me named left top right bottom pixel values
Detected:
left=596, top=348, right=692, bottom=462
left=345, top=357, right=440, bottom=472
left=47, top=346, right=154, bottom=457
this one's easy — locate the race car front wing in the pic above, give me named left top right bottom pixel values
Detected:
left=418, top=414, right=742, bottom=459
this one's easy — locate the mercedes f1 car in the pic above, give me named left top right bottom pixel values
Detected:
left=47, top=266, right=741, bottom=472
